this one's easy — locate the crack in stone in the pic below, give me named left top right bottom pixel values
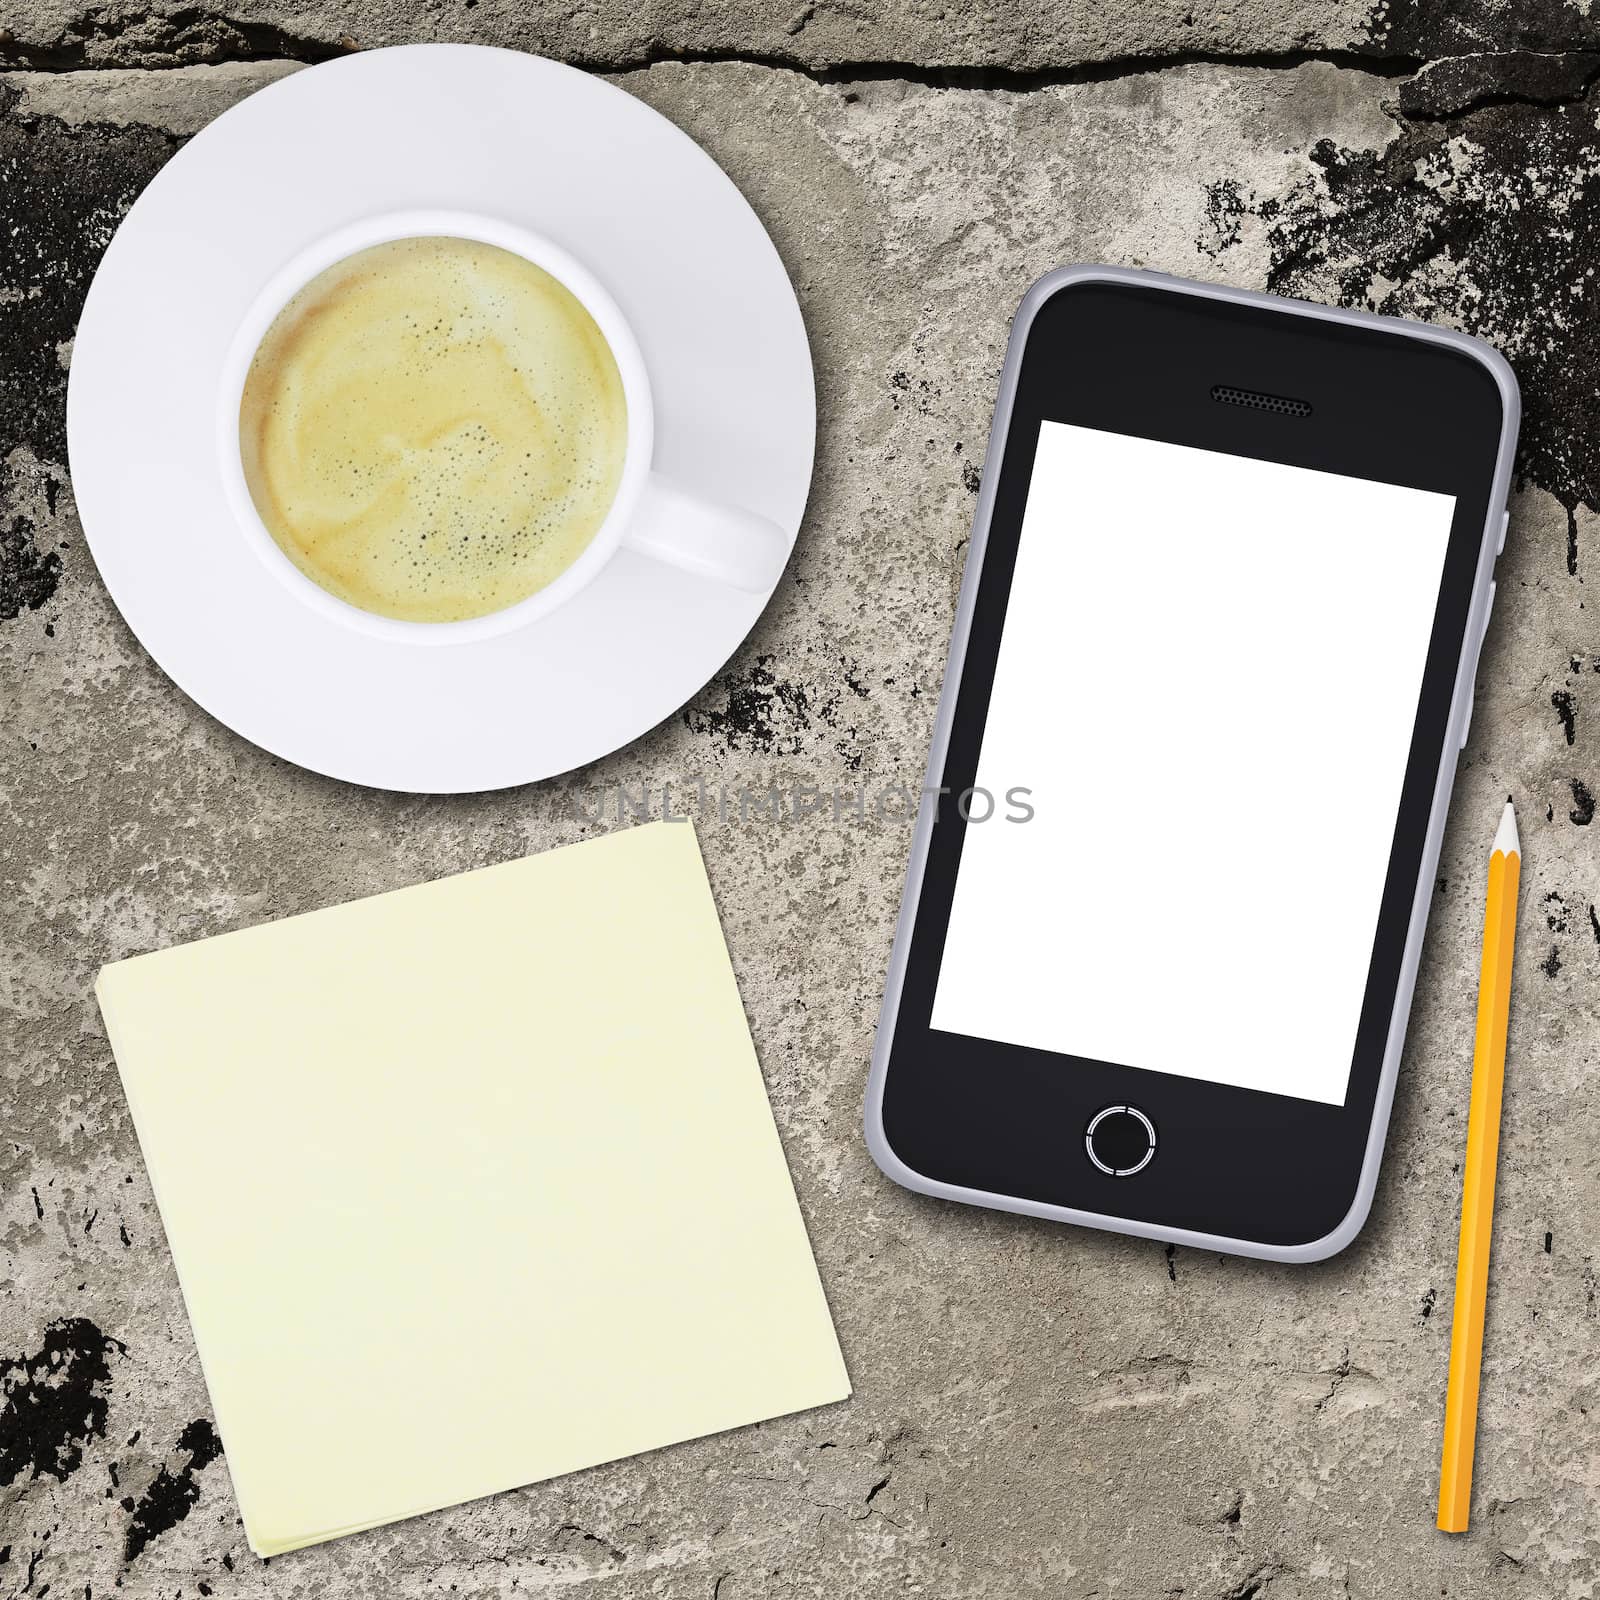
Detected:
left=1395, top=48, right=1600, bottom=119
left=5, top=28, right=1600, bottom=137
left=0, top=5, right=353, bottom=69
left=1312, top=1349, right=1352, bottom=1413
left=0, top=21, right=1556, bottom=95
left=612, top=44, right=1428, bottom=90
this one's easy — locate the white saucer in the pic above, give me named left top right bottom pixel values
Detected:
left=68, top=45, right=814, bottom=793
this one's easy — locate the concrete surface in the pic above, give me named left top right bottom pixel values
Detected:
left=3, top=4, right=1600, bottom=1596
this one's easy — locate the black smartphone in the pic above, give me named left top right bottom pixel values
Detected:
left=864, top=266, right=1519, bottom=1262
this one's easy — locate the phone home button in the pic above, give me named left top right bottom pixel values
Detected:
left=1085, top=1105, right=1157, bottom=1177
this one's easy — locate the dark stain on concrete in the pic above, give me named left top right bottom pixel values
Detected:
left=1396, top=50, right=1600, bottom=120
left=0, top=488, right=64, bottom=622
left=684, top=652, right=872, bottom=759
left=122, top=1418, right=223, bottom=1563
left=888, top=367, right=943, bottom=419
left=1570, top=779, right=1595, bottom=825
left=0, top=92, right=175, bottom=470
left=0, top=1318, right=126, bottom=1487
left=1199, top=176, right=1246, bottom=257
left=685, top=654, right=815, bottom=755
left=1544, top=890, right=1570, bottom=932
left=1553, top=688, right=1578, bottom=746
left=1369, top=0, right=1600, bottom=64
left=1208, top=85, right=1600, bottom=560
left=0, top=99, right=179, bottom=628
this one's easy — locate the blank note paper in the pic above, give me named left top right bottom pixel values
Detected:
left=98, top=822, right=849, bottom=1556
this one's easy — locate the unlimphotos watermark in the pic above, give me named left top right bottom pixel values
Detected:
left=560, top=777, right=1035, bottom=827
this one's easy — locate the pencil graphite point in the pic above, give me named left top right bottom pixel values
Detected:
left=1493, top=799, right=1519, bottom=860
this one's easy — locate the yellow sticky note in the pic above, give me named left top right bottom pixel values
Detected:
left=98, top=822, right=849, bottom=1556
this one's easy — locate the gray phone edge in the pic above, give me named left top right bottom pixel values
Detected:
left=861, top=263, right=1523, bottom=1264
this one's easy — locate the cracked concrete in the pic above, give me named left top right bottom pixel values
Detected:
left=0, top=0, right=1412, bottom=73
left=3, top=3, right=1600, bottom=1596
left=4, top=0, right=1600, bottom=74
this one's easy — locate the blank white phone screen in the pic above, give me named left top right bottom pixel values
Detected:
left=929, top=421, right=1456, bottom=1106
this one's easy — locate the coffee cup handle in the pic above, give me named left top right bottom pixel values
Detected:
left=621, top=472, right=790, bottom=593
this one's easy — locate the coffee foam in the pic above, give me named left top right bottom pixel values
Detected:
left=239, top=236, right=629, bottom=624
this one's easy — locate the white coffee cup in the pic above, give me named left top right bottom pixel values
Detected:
left=216, top=209, right=790, bottom=645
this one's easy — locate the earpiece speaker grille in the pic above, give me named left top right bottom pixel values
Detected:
left=1210, top=384, right=1312, bottom=418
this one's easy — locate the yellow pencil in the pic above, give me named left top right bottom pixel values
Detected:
left=1437, top=797, right=1521, bottom=1534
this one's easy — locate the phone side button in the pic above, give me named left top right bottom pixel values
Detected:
left=1085, top=1105, right=1157, bottom=1177
left=1459, top=583, right=1495, bottom=750
left=1497, top=511, right=1510, bottom=557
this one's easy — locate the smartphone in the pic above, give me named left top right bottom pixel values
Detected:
left=864, top=266, right=1519, bottom=1262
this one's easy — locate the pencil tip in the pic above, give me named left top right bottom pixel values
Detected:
left=1493, top=798, right=1520, bottom=858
